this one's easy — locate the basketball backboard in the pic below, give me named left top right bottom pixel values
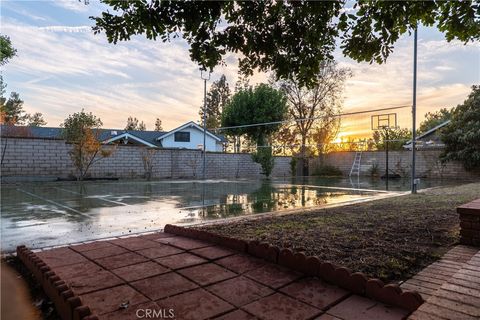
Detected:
left=371, top=113, right=397, bottom=130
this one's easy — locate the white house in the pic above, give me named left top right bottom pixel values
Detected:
left=156, top=121, right=224, bottom=152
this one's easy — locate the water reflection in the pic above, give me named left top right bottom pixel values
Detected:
left=1, top=177, right=418, bottom=251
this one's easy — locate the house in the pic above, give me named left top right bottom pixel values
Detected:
left=1, top=121, right=227, bottom=152
left=403, top=120, right=450, bottom=150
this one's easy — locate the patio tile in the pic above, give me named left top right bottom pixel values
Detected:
left=55, top=260, right=104, bottom=280
left=135, top=244, right=184, bottom=259
left=131, top=272, right=198, bottom=300
left=80, top=244, right=129, bottom=260
left=109, top=237, right=160, bottom=251
left=155, top=253, right=207, bottom=270
left=327, top=295, right=409, bottom=320
left=190, top=246, right=237, bottom=260
left=156, top=288, right=234, bottom=320
left=216, top=254, right=266, bottom=274
left=94, top=252, right=148, bottom=270
left=280, top=277, right=350, bottom=310
left=213, top=309, right=256, bottom=320
left=36, top=247, right=88, bottom=267
left=111, top=261, right=169, bottom=282
left=79, top=284, right=149, bottom=315
left=207, top=276, right=273, bottom=307
left=69, top=240, right=115, bottom=253
left=178, top=263, right=237, bottom=286
left=244, top=263, right=301, bottom=289
left=156, top=236, right=212, bottom=250
left=141, top=232, right=177, bottom=241
left=314, top=314, right=343, bottom=320
left=101, top=301, right=162, bottom=320
left=66, top=271, right=124, bottom=295
left=242, top=293, right=321, bottom=320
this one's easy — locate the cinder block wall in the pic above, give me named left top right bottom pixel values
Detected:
left=0, top=137, right=292, bottom=180
left=309, top=150, right=476, bottom=180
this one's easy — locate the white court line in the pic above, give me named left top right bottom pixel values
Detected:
left=17, top=188, right=90, bottom=217
left=55, top=187, right=129, bottom=206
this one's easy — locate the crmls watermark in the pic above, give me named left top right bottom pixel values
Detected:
left=136, top=308, right=175, bottom=319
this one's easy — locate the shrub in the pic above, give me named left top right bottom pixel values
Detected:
left=312, top=164, right=343, bottom=177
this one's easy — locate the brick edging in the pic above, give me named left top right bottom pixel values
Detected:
left=16, top=245, right=98, bottom=320
left=458, top=199, right=480, bottom=246
left=164, top=224, right=424, bottom=312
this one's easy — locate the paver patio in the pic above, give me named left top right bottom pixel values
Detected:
left=21, top=232, right=414, bottom=320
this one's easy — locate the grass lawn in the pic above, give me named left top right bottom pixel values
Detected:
left=196, top=182, right=480, bottom=283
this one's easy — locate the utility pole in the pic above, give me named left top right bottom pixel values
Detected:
left=201, top=70, right=210, bottom=180
left=411, top=27, right=418, bottom=194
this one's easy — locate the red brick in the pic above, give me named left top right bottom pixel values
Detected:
left=244, top=263, right=301, bottom=289
left=140, top=232, right=176, bottom=240
left=131, top=272, right=198, bottom=300
left=36, top=247, right=88, bottom=267
left=427, top=296, right=480, bottom=317
left=214, top=309, right=256, bottom=320
left=408, top=310, right=450, bottom=320
left=206, top=276, right=273, bottom=307
left=156, top=236, right=211, bottom=250
left=327, top=295, right=409, bottom=320
left=280, top=278, right=350, bottom=310
left=155, top=253, right=207, bottom=270
left=81, top=245, right=129, bottom=260
left=216, top=254, right=266, bottom=274
left=178, top=263, right=237, bottom=286
left=242, top=293, right=321, bottom=320
left=314, top=314, right=343, bottom=320
left=79, top=284, right=148, bottom=315
left=95, top=252, right=148, bottom=270
left=190, top=246, right=236, bottom=260
left=417, top=301, right=478, bottom=320
left=135, top=244, right=183, bottom=259
left=111, top=261, right=169, bottom=282
left=156, top=288, right=234, bottom=320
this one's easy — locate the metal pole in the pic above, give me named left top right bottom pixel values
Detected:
left=385, top=129, right=389, bottom=191
left=411, top=27, right=418, bottom=194
left=202, top=74, right=207, bottom=180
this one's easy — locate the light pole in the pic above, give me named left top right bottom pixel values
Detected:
left=411, top=27, right=418, bottom=194
left=201, top=70, right=210, bottom=180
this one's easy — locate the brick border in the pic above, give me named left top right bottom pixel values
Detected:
left=163, top=224, right=424, bottom=312
left=16, top=245, right=99, bottom=320
left=458, top=198, right=480, bottom=246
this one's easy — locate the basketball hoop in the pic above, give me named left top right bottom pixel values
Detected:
left=371, top=113, right=397, bottom=131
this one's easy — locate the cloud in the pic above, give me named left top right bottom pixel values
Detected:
left=51, top=0, right=89, bottom=12
left=38, top=26, right=92, bottom=33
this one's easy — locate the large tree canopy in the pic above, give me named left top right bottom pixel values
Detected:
left=92, top=1, right=479, bottom=86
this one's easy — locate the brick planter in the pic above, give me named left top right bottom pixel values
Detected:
left=458, top=198, right=480, bottom=246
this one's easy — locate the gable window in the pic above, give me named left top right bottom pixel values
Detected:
left=174, top=131, right=190, bottom=142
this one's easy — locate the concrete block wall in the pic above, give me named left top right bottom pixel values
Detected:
left=309, top=150, right=476, bottom=180
left=0, top=137, right=292, bottom=180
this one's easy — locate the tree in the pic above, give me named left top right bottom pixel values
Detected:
left=0, top=35, right=16, bottom=66
left=154, top=118, right=163, bottom=131
left=272, top=61, right=350, bottom=174
left=441, top=86, right=480, bottom=171
left=125, top=116, right=146, bottom=130
left=222, top=84, right=288, bottom=177
left=92, top=1, right=479, bottom=87
left=61, top=110, right=114, bottom=180
left=372, top=127, right=412, bottom=151
left=418, top=108, right=452, bottom=134
left=26, top=113, right=47, bottom=127
left=199, top=74, right=231, bottom=129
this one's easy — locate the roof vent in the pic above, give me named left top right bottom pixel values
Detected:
left=111, top=130, right=117, bottom=135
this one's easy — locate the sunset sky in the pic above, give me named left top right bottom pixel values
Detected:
left=2, top=0, right=479, bottom=139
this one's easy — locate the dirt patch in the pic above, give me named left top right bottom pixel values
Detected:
left=196, top=182, right=480, bottom=283
left=2, top=255, right=60, bottom=320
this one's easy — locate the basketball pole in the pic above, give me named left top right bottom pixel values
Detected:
left=411, top=27, right=418, bottom=194
left=201, top=70, right=210, bottom=181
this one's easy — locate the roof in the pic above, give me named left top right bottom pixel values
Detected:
left=0, top=122, right=227, bottom=145
left=156, top=121, right=223, bottom=142
left=403, top=120, right=451, bottom=149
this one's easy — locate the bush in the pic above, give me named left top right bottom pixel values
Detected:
left=312, top=164, right=343, bottom=177
left=289, top=157, right=297, bottom=176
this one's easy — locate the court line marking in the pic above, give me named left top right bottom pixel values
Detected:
left=16, top=188, right=90, bottom=217
left=54, top=187, right=129, bottom=206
